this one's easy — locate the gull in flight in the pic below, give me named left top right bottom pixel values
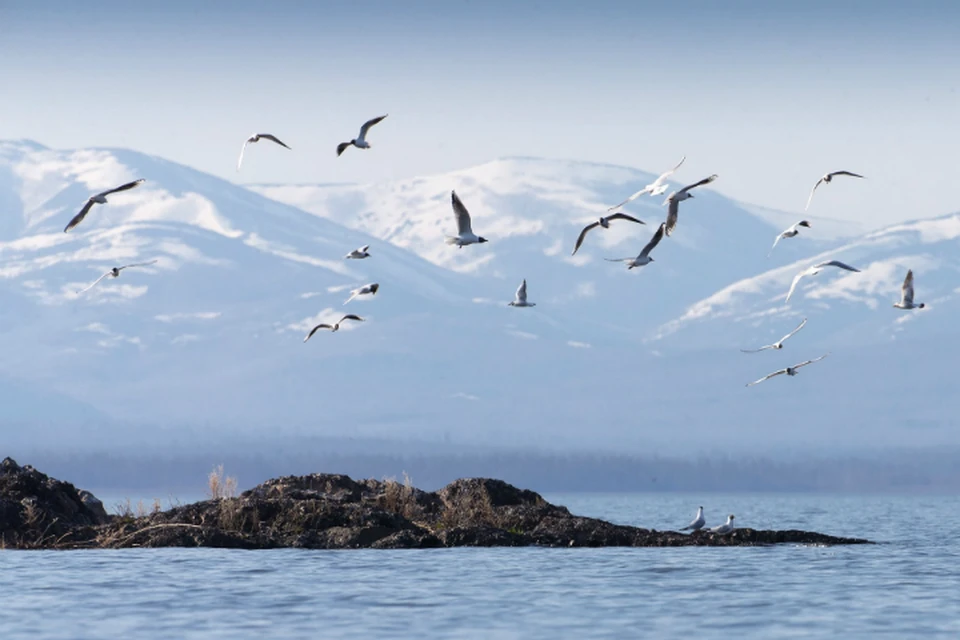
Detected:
left=445, top=190, right=488, bottom=248
left=303, top=314, right=364, bottom=342
left=237, top=133, right=291, bottom=171
left=664, top=174, right=718, bottom=236
left=77, top=260, right=158, bottom=294
left=344, top=283, right=380, bottom=305
left=64, top=179, right=146, bottom=233
left=785, top=260, right=861, bottom=303
left=605, top=222, right=665, bottom=269
left=571, top=213, right=645, bottom=256
left=336, top=114, right=388, bottom=156
left=893, top=269, right=925, bottom=310
left=740, top=318, right=808, bottom=353
left=709, top=515, right=735, bottom=534
left=507, top=279, right=536, bottom=307
left=607, top=156, right=686, bottom=211
left=805, top=170, right=865, bottom=210
left=768, top=220, right=811, bottom=257
left=345, top=245, right=371, bottom=259
left=745, top=354, right=829, bottom=387
left=680, top=506, right=706, bottom=532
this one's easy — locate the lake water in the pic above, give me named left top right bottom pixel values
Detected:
left=2, top=493, right=959, bottom=638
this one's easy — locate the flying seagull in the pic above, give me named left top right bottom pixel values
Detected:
left=64, top=179, right=146, bottom=233
left=745, top=354, right=829, bottom=387
left=344, top=282, right=380, bottom=305
left=607, top=156, right=686, bottom=211
left=709, top=515, right=736, bottom=534
left=336, top=114, right=388, bottom=156
left=805, top=171, right=865, bottom=210
left=303, top=314, right=364, bottom=342
left=785, top=260, right=861, bottom=303
left=680, top=506, right=706, bottom=532
left=77, top=260, right=158, bottom=294
left=571, top=213, right=645, bottom=256
left=445, top=190, right=488, bottom=248
left=769, top=220, right=811, bottom=257
left=507, top=279, right=536, bottom=307
left=664, top=174, right=718, bottom=236
left=345, top=245, right=371, bottom=259
left=237, top=133, right=291, bottom=171
left=740, top=318, right=808, bottom=353
left=894, top=269, right=925, bottom=310
left=605, top=222, right=665, bottom=269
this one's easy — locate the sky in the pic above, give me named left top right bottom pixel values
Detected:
left=1, top=0, right=958, bottom=228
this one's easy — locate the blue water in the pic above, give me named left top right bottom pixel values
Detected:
left=3, top=493, right=959, bottom=639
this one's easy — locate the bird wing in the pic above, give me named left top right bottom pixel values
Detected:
left=638, top=222, right=666, bottom=259
left=664, top=197, right=680, bottom=236
left=606, top=212, right=645, bottom=225
left=740, top=344, right=775, bottom=354
left=357, top=114, right=388, bottom=142
left=607, top=186, right=652, bottom=211
left=303, top=324, right=332, bottom=342
left=339, top=314, right=364, bottom=324
left=653, top=155, right=686, bottom=186
left=117, top=259, right=158, bottom=272
left=829, top=170, right=864, bottom=179
left=793, top=354, right=829, bottom=370
left=901, top=270, right=915, bottom=305
left=779, top=317, right=808, bottom=344
left=746, top=369, right=787, bottom=387
left=343, top=290, right=360, bottom=305
left=360, top=245, right=369, bottom=253
left=816, top=260, right=860, bottom=273
left=785, top=270, right=809, bottom=303
left=98, top=179, right=145, bottom=198
left=336, top=141, right=351, bottom=156
left=451, top=190, right=474, bottom=235
left=571, top=222, right=600, bottom=255
left=77, top=271, right=112, bottom=294
left=678, top=173, right=718, bottom=196
left=64, top=200, right=96, bottom=233
left=237, top=139, right=250, bottom=170
left=804, top=178, right=825, bottom=211
left=515, top=279, right=528, bottom=303
left=258, top=134, right=291, bottom=149
left=603, top=257, right=633, bottom=263
left=768, top=233, right=783, bottom=257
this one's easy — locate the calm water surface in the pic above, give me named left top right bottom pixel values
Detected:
left=2, top=494, right=959, bottom=639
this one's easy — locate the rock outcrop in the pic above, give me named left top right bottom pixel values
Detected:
left=0, top=459, right=872, bottom=550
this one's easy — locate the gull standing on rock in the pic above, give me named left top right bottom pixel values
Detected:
left=769, top=220, right=811, bottom=257
left=805, top=171, right=865, bottom=210
left=77, top=260, right=158, bottom=294
left=336, top=114, right=388, bottom=156
left=63, top=179, right=146, bottom=233
left=741, top=318, right=808, bottom=353
left=894, top=269, right=925, bottom=310
left=607, top=156, right=686, bottom=211
left=709, top=515, right=735, bottom=534
left=785, top=260, right=861, bottom=303
left=680, top=506, right=706, bottom=532
left=571, top=213, right=645, bottom=256
left=507, top=279, right=536, bottom=307
left=345, top=245, right=371, bottom=259
left=343, top=283, right=380, bottom=305
left=605, top=222, right=665, bottom=270
left=745, top=354, right=829, bottom=387
left=303, top=314, right=364, bottom=342
left=664, top=174, right=718, bottom=236
left=445, top=191, right=488, bottom=248
left=237, top=133, right=291, bottom=171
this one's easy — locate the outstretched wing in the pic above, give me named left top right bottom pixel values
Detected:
left=515, top=279, right=528, bottom=304
left=816, top=259, right=860, bottom=273
left=336, top=141, right=352, bottom=156
left=237, top=139, right=250, bottom=171
left=740, top=344, right=775, bottom=354
left=358, top=114, right=388, bottom=141
left=607, top=186, right=652, bottom=211
left=793, top=353, right=829, bottom=370
left=451, top=190, right=473, bottom=235
left=339, top=314, right=365, bottom=324
left=746, top=369, right=787, bottom=387
left=901, top=269, right=915, bottom=306
left=664, top=198, right=680, bottom=236
left=117, top=259, right=158, bottom=272
left=343, top=290, right=360, bottom=305
left=638, top=222, right=666, bottom=259
left=678, top=173, right=717, bottom=196
left=258, top=134, right=291, bottom=149
left=779, top=317, right=808, bottom=344
left=606, top=212, right=645, bottom=225
left=77, top=271, right=111, bottom=294
left=359, top=245, right=369, bottom=253
left=804, top=177, right=825, bottom=211
left=768, top=233, right=783, bottom=257
left=654, top=155, right=686, bottom=185
left=98, top=179, right=145, bottom=198
left=829, top=170, right=864, bottom=179
left=64, top=200, right=95, bottom=233
left=785, top=270, right=808, bottom=303
left=303, top=324, right=332, bottom=342
left=571, top=221, right=600, bottom=255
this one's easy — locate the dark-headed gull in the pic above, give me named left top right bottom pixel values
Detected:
left=745, top=354, right=829, bottom=387
left=64, top=179, right=145, bottom=233
left=605, top=222, right=665, bottom=269
left=336, top=114, right=388, bottom=156
left=303, top=314, right=364, bottom=342
left=894, top=269, right=925, bottom=310
left=237, top=133, right=291, bottom=171
left=344, top=283, right=379, bottom=305
left=785, top=260, right=860, bottom=303
left=769, top=220, right=811, bottom=257
left=571, top=213, right=644, bottom=256
left=77, top=260, right=158, bottom=294
left=445, top=191, right=488, bottom=248
left=680, top=506, right=705, bottom=532
left=664, top=174, right=718, bottom=236
left=805, top=171, right=864, bottom=210
left=741, top=318, right=807, bottom=353
left=709, top=515, right=735, bottom=534
left=607, top=156, right=686, bottom=211
left=507, top=279, right=536, bottom=307
left=345, top=245, right=371, bottom=259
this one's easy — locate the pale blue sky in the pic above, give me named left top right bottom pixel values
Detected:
left=1, top=0, right=958, bottom=227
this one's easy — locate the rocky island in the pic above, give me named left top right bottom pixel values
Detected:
left=0, top=457, right=871, bottom=549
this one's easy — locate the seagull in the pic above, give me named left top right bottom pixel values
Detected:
left=740, top=318, right=808, bottom=353
left=507, top=279, right=536, bottom=307
left=303, top=314, right=364, bottom=342
left=785, top=260, right=861, bottom=303
left=336, top=114, right=388, bottom=156
left=237, top=133, right=291, bottom=171
left=680, top=506, right=706, bottom=532
left=77, top=260, right=158, bottom=294
left=63, top=179, right=146, bottom=233
left=893, top=269, right=925, bottom=310
left=663, top=174, right=718, bottom=236
left=607, top=156, right=686, bottom=211
left=344, top=283, right=380, bottom=305
left=605, top=222, right=665, bottom=269
left=709, top=515, right=735, bottom=534
left=571, top=213, right=645, bottom=256
left=769, top=220, right=811, bottom=257
left=445, top=190, right=488, bottom=248
left=345, top=245, right=371, bottom=260
left=805, top=171, right=865, bottom=210
left=745, top=354, right=829, bottom=387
